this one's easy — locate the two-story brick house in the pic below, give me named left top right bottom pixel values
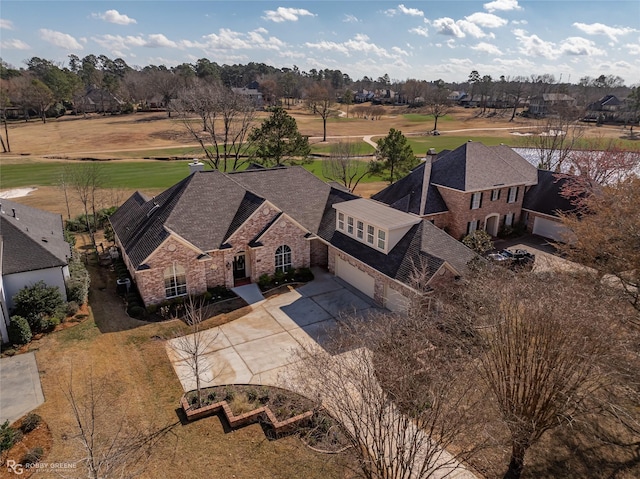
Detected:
left=373, top=141, right=539, bottom=240
left=110, top=164, right=476, bottom=311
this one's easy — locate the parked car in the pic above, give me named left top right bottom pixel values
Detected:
left=487, top=248, right=535, bottom=269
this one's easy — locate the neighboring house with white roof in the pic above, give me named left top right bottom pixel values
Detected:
left=0, top=199, right=71, bottom=342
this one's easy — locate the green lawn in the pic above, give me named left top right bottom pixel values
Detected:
left=310, top=142, right=375, bottom=156
left=402, top=113, right=455, bottom=123
left=406, top=136, right=526, bottom=155
left=0, top=158, right=385, bottom=190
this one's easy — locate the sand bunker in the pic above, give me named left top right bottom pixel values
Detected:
left=0, top=187, right=38, bottom=199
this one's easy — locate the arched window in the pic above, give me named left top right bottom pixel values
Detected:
left=164, top=263, right=187, bottom=298
left=275, top=245, right=292, bottom=273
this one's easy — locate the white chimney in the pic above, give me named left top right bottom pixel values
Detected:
left=188, top=160, right=204, bottom=175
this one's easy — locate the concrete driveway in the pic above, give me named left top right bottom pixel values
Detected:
left=0, top=352, right=45, bottom=424
left=166, top=268, right=381, bottom=391
left=493, top=234, right=585, bottom=273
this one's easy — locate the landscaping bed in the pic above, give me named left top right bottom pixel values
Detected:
left=257, top=268, right=314, bottom=292
left=0, top=414, right=52, bottom=478
left=181, top=385, right=349, bottom=451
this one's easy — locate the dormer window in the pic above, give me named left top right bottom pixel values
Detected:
left=338, top=212, right=345, bottom=230
left=367, top=225, right=374, bottom=244
left=356, top=220, right=364, bottom=239
left=347, top=216, right=354, bottom=234
left=377, top=230, right=386, bottom=250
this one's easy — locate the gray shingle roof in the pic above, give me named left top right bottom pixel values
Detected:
left=431, top=142, right=538, bottom=192
left=522, top=169, right=576, bottom=217
left=0, top=199, right=70, bottom=275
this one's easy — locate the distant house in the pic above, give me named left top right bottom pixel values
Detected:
left=354, top=90, right=375, bottom=103
left=526, top=93, right=576, bottom=117
left=110, top=165, right=476, bottom=313
left=78, top=86, right=125, bottom=114
left=584, top=95, right=624, bottom=122
left=231, top=87, right=263, bottom=108
left=0, top=199, right=71, bottom=342
left=372, top=141, right=572, bottom=242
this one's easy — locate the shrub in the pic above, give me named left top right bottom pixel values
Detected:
left=8, top=316, right=32, bottom=345
left=40, top=316, right=60, bottom=333
left=21, top=446, right=43, bottom=466
left=146, top=304, right=158, bottom=315
left=21, top=413, right=41, bottom=433
left=462, top=230, right=494, bottom=255
left=0, top=420, right=19, bottom=453
left=273, top=270, right=285, bottom=285
left=224, top=388, right=235, bottom=402
left=258, top=274, right=271, bottom=290
left=295, top=267, right=314, bottom=282
left=66, top=259, right=90, bottom=305
left=13, top=282, right=64, bottom=333
left=66, top=301, right=80, bottom=316
left=207, top=391, right=217, bottom=403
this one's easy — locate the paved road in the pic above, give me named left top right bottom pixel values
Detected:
left=0, top=352, right=45, bottom=424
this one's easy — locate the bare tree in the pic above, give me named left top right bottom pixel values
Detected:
left=288, top=309, right=481, bottom=479
left=69, top=163, right=104, bottom=251
left=174, top=80, right=256, bottom=172
left=524, top=113, right=584, bottom=171
left=424, top=83, right=451, bottom=132
left=170, top=295, right=219, bottom=408
left=504, top=76, right=528, bottom=121
left=58, top=165, right=73, bottom=221
left=306, top=82, right=334, bottom=142
left=321, top=141, right=373, bottom=191
left=62, top=372, right=175, bottom=479
left=439, top=268, right=624, bottom=479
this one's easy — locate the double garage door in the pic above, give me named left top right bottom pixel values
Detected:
left=334, top=257, right=409, bottom=312
left=532, top=216, right=571, bottom=243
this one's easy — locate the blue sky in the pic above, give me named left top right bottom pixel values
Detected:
left=1, top=1, right=639, bottom=84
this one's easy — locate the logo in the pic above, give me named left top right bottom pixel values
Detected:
left=6, top=460, right=24, bottom=475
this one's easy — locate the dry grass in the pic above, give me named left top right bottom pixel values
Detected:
left=18, top=263, right=347, bottom=479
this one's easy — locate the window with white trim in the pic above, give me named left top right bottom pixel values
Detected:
left=164, top=263, right=187, bottom=299
left=275, top=245, right=292, bottom=273
left=470, top=192, right=483, bottom=209
left=377, top=230, right=386, bottom=250
left=491, top=189, right=500, bottom=201
left=467, top=220, right=479, bottom=235
left=367, top=225, right=374, bottom=244
left=347, top=216, right=354, bottom=234
left=337, top=212, right=344, bottom=230
left=356, top=220, right=364, bottom=239
left=505, top=212, right=514, bottom=226
left=507, top=186, right=519, bottom=204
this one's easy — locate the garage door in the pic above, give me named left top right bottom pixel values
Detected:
left=335, top=257, right=375, bottom=298
left=384, top=286, right=409, bottom=313
left=532, top=216, right=571, bottom=242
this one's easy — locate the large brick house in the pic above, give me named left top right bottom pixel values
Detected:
left=373, top=141, right=546, bottom=240
left=110, top=165, right=476, bottom=312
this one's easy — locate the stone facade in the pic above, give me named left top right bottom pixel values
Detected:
left=309, top=239, right=329, bottom=267
left=435, top=186, right=526, bottom=239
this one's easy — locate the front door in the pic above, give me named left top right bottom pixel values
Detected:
left=485, top=215, right=499, bottom=237
left=233, top=253, right=250, bottom=286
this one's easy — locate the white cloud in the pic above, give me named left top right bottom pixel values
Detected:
left=409, top=26, right=429, bottom=37
left=0, top=19, right=14, bottom=30
left=305, top=34, right=395, bottom=58
left=196, top=28, right=286, bottom=52
left=39, top=29, right=83, bottom=50
left=560, top=37, right=606, bottom=56
left=0, top=38, right=30, bottom=50
left=471, top=42, right=504, bottom=56
left=146, top=34, right=177, bottom=48
left=432, top=17, right=466, bottom=38
left=458, top=19, right=492, bottom=39
left=398, top=4, right=424, bottom=17
left=513, top=28, right=558, bottom=59
left=511, top=19, right=528, bottom=25
left=465, top=12, right=508, bottom=28
left=392, top=46, right=409, bottom=56
left=263, top=7, right=315, bottom=23
left=484, top=0, right=522, bottom=12
left=92, top=34, right=146, bottom=53
left=92, top=9, right=137, bottom=25
left=573, top=22, right=636, bottom=43
left=625, top=43, right=640, bottom=55
left=343, top=14, right=359, bottom=23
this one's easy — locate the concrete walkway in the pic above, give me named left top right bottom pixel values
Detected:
left=166, top=268, right=379, bottom=390
left=231, top=283, right=265, bottom=305
left=0, top=352, right=45, bottom=424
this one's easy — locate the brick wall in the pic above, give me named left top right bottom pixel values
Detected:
left=310, top=238, right=328, bottom=267
left=435, top=186, right=525, bottom=239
